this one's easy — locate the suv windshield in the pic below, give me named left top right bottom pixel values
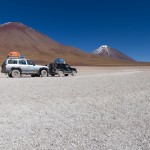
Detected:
left=65, top=64, right=70, bottom=68
left=27, top=60, right=35, bottom=66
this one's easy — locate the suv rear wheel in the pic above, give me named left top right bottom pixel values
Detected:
left=11, top=69, right=21, bottom=78
left=40, top=69, right=48, bottom=77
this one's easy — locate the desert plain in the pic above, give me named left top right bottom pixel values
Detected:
left=0, top=66, right=150, bottom=150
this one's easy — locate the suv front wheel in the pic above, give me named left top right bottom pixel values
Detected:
left=71, top=71, right=76, bottom=76
left=40, top=69, right=48, bottom=77
left=11, top=69, right=21, bottom=78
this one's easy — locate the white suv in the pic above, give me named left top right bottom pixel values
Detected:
left=1, top=58, right=49, bottom=78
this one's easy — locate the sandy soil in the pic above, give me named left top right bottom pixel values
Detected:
left=0, top=66, right=150, bottom=150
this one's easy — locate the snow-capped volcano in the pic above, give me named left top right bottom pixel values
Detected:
left=92, top=45, right=134, bottom=61
left=92, top=45, right=112, bottom=56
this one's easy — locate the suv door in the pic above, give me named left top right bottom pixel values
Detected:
left=26, top=60, right=37, bottom=74
left=18, top=59, right=27, bottom=73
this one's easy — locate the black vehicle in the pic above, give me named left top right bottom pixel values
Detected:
left=49, top=63, right=77, bottom=77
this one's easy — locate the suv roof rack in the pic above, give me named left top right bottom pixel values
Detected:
left=7, top=57, right=26, bottom=59
left=7, top=57, right=20, bottom=59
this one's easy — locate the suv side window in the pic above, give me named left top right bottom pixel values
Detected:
left=19, top=60, right=26, bottom=65
left=8, top=59, right=18, bottom=64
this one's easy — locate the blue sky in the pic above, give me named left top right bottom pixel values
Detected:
left=0, top=0, right=150, bottom=61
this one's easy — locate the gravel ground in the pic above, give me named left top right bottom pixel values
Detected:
left=0, top=67, right=150, bottom=150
